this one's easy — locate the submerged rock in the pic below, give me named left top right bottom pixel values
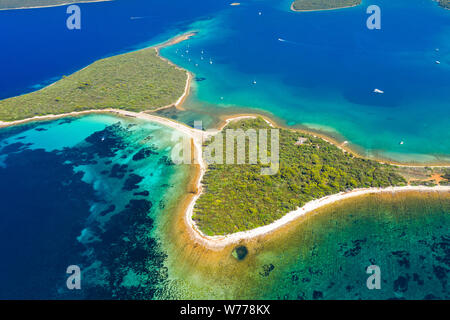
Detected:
left=259, top=263, right=275, bottom=277
left=232, top=245, right=248, bottom=261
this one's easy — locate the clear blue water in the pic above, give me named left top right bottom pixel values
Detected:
left=0, top=114, right=189, bottom=299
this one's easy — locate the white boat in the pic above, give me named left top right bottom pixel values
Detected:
left=373, top=89, right=384, bottom=94
left=436, top=60, right=441, bottom=64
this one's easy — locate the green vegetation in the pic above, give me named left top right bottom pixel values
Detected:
left=0, top=48, right=187, bottom=121
left=193, top=118, right=407, bottom=236
left=439, top=0, right=450, bottom=9
left=291, top=0, right=361, bottom=11
left=0, top=0, right=105, bottom=9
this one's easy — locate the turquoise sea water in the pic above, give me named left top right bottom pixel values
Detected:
left=249, top=193, right=450, bottom=300
left=160, top=0, right=450, bottom=163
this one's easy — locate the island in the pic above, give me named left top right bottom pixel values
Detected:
left=0, top=34, right=194, bottom=123
left=192, top=117, right=409, bottom=235
left=189, top=117, right=449, bottom=246
left=291, top=0, right=362, bottom=12
left=0, top=0, right=110, bottom=10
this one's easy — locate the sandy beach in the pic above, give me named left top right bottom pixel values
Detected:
left=151, top=32, right=197, bottom=111
left=186, top=184, right=450, bottom=250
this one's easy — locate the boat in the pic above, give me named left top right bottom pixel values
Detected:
left=373, top=89, right=384, bottom=94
